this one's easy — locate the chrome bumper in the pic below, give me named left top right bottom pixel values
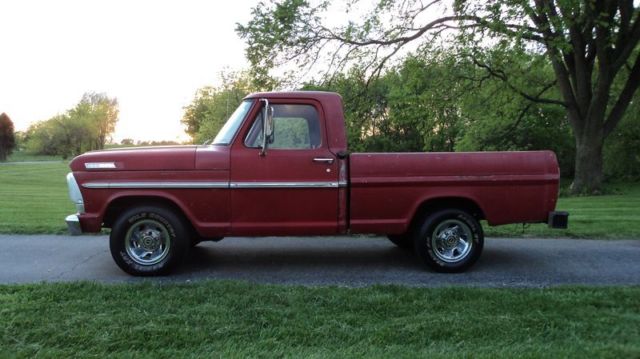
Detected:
left=66, top=214, right=82, bottom=235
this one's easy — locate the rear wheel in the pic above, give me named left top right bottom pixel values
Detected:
left=110, top=205, right=190, bottom=276
left=413, top=209, right=483, bottom=273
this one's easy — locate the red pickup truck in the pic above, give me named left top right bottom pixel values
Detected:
left=66, top=91, right=568, bottom=276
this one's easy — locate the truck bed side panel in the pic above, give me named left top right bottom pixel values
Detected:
left=349, top=151, right=559, bottom=234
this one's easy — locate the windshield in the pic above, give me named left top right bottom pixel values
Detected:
left=212, top=100, right=253, bottom=145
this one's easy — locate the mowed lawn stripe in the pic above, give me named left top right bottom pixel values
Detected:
left=0, top=162, right=74, bottom=234
left=485, top=184, right=640, bottom=238
left=0, top=282, right=639, bottom=357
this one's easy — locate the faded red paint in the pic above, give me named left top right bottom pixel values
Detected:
left=69, top=91, right=560, bottom=237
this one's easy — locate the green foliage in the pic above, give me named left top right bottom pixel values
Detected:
left=305, top=45, right=638, bottom=180
left=272, top=117, right=311, bottom=149
left=386, top=54, right=467, bottom=152
left=236, top=0, right=321, bottom=88
left=238, top=0, right=640, bottom=193
left=308, top=49, right=577, bottom=177
left=2, top=282, right=640, bottom=357
left=120, top=138, right=134, bottom=146
left=69, top=92, right=118, bottom=150
left=23, top=93, right=118, bottom=159
left=0, top=113, right=16, bottom=161
left=453, top=48, right=575, bottom=176
left=182, top=71, right=256, bottom=144
left=455, top=0, right=640, bottom=193
left=305, top=69, right=398, bottom=152
left=604, top=95, right=640, bottom=180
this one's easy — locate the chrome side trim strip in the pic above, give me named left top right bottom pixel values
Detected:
left=83, top=181, right=345, bottom=189
left=83, top=182, right=230, bottom=189
left=230, top=181, right=339, bottom=189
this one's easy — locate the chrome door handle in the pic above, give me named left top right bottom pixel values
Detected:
left=313, top=157, right=335, bottom=164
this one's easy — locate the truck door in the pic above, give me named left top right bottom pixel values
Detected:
left=229, top=99, right=339, bottom=235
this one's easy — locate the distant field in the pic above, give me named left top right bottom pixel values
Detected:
left=0, top=282, right=638, bottom=357
left=0, top=158, right=638, bottom=238
left=7, top=151, right=64, bottom=162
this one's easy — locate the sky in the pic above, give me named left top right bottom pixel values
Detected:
left=0, top=0, right=260, bottom=142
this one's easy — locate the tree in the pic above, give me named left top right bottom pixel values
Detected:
left=0, top=113, right=16, bottom=161
left=237, top=0, right=640, bottom=193
left=70, top=92, right=119, bottom=150
left=460, top=1, right=640, bottom=193
left=305, top=50, right=576, bottom=177
left=182, top=71, right=257, bottom=144
left=23, top=92, right=119, bottom=158
left=121, top=138, right=135, bottom=146
left=604, top=91, right=640, bottom=180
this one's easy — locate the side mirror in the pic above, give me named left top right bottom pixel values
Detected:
left=259, top=99, right=274, bottom=156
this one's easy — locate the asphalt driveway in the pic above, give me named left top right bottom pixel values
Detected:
left=1, top=235, right=638, bottom=287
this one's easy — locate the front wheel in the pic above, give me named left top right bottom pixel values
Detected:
left=110, top=206, right=190, bottom=276
left=413, top=209, right=484, bottom=273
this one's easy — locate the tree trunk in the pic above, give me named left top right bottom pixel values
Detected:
left=571, top=128, right=604, bottom=195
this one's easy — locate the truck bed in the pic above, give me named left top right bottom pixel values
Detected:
left=349, top=151, right=560, bottom=234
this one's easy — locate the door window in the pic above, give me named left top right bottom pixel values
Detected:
left=244, top=104, right=322, bottom=149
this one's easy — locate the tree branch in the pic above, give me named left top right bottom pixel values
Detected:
left=471, top=57, right=566, bottom=107
left=322, top=15, right=480, bottom=46
left=496, top=80, right=560, bottom=147
left=604, top=52, right=640, bottom=137
left=612, top=10, right=640, bottom=71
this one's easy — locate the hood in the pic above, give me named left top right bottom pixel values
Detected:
left=69, top=145, right=199, bottom=172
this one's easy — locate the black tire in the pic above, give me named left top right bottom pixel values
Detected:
left=413, top=209, right=484, bottom=273
left=387, top=234, right=413, bottom=250
left=110, top=205, right=190, bottom=276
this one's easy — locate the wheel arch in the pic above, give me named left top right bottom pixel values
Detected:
left=408, top=196, right=486, bottom=233
left=103, top=195, right=196, bottom=234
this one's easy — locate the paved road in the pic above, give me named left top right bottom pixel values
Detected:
left=1, top=235, right=639, bottom=287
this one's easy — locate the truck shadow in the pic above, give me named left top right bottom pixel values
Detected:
left=173, top=238, right=534, bottom=277
left=181, top=243, right=421, bottom=272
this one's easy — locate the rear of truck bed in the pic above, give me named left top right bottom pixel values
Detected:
left=348, top=151, right=561, bottom=234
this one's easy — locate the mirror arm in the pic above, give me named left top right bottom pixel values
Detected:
left=259, top=98, right=269, bottom=156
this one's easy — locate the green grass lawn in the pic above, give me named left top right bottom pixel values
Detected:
left=6, top=151, right=64, bottom=162
left=484, top=182, right=640, bottom=239
left=0, top=282, right=638, bottom=358
left=1, top=159, right=639, bottom=238
left=0, top=162, right=74, bottom=234
left=1, top=161, right=638, bottom=357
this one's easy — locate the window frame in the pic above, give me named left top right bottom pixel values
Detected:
left=242, top=103, right=323, bottom=150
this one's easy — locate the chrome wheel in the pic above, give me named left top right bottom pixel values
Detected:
left=125, top=219, right=171, bottom=265
left=430, top=219, right=473, bottom=263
